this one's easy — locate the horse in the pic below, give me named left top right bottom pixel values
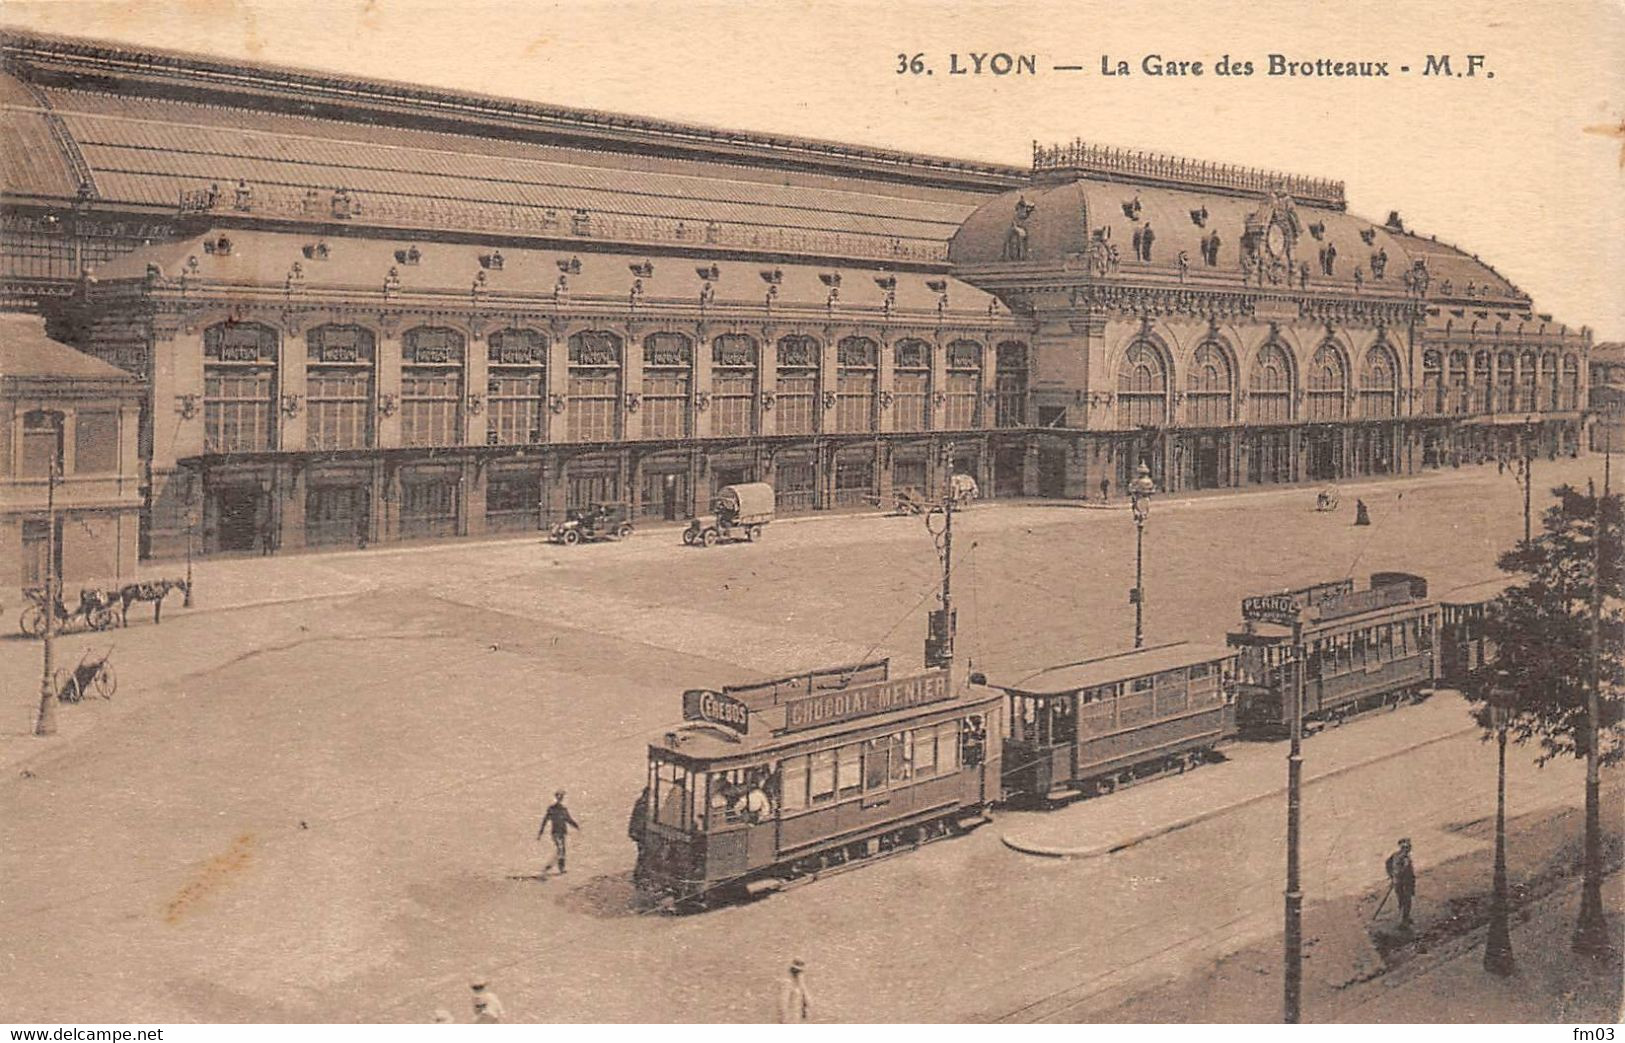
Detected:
left=118, top=578, right=189, bottom=627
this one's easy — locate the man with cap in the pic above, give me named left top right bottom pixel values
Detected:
left=470, top=981, right=504, bottom=1024
left=1385, top=837, right=1416, bottom=928
left=538, top=790, right=581, bottom=877
left=778, top=959, right=811, bottom=1023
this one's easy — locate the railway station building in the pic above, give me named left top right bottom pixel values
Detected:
left=0, top=31, right=1594, bottom=564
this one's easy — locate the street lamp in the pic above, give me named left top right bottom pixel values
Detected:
left=1512, top=414, right=1535, bottom=546
left=1128, top=461, right=1156, bottom=649
left=1484, top=672, right=1515, bottom=975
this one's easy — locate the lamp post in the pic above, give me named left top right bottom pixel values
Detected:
left=184, top=474, right=197, bottom=608
left=1514, top=414, right=1535, bottom=546
left=34, top=411, right=63, bottom=737
left=1128, top=461, right=1155, bottom=649
left=1284, top=615, right=1306, bottom=1022
left=1484, top=683, right=1515, bottom=974
left=924, top=442, right=957, bottom=670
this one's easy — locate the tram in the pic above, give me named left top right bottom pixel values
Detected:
left=986, top=642, right=1238, bottom=803
left=632, top=660, right=1001, bottom=907
left=1437, top=576, right=1516, bottom=688
left=1226, top=572, right=1440, bottom=736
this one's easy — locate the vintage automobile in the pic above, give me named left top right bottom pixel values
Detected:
left=548, top=502, right=634, bottom=545
left=683, top=482, right=775, bottom=547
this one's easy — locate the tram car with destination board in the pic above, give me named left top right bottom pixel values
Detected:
left=631, top=660, right=1002, bottom=908
left=1436, top=576, right=1516, bottom=689
left=985, top=642, right=1238, bottom=804
left=1226, top=572, right=1440, bottom=736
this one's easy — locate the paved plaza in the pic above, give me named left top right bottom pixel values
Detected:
left=2, top=458, right=1620, bottom=1023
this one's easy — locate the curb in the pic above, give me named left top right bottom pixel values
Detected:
left=1002, top=722, right=1477, bottom=859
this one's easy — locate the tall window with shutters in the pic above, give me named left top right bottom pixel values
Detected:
left=401, top=327, right=465, bottom=447
left=1447, top=351, right=1470, bottom=415
left=1360, top=344, right=1398, bottom=418
left=1518, top=351, right=1537, bottom=412
left=203, top=322, right=278, bottom=453
left=711, top=334, right=757, bottom=437
left=776, top=335, right=818, bottom=436
left=835, top=337, right=877, bottom=433
left=487, top=329, right=547, bottom=445
left=1562, top=354, right=1580, bottom=410
left=642, top=333, right=693, bottom=440
left=995, top=341, right=1028, bottom=428
left=944, top=340, right=982, bottom=430
left=892, top=339, right=930, bottom=431
left=567, top=331, right=622, bottom=442
left=1117, top=341, right=1165, bottom=427
left=1421, top=350, right=1444, bottom=414
left=1496, top=351, right=1515, bottom=412
left=306, top=324, right=375, bottom=450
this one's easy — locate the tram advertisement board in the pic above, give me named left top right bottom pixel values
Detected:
left=682, top=688, right=751, bottom=734
left=1241, top=594, right=1302, bottom=626
left=782, top=670, right=951, bottom=733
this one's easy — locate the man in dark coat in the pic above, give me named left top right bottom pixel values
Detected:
left=538, top=790, right=581, bottom=877
left=1385, top=837, right=1416, bottom=927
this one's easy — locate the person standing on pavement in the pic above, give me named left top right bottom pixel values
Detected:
left=470, top=981, right=504, bottom=1023
left=778, top=959, right=811, bottom=1023
left=1385, top=837, right=1416, bottom=928
left=538, top=789, right=580, bottom=876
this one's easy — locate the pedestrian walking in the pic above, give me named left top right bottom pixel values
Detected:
left=470, top=981, right=504, bottom=1023
left=1099, top=475, right=1110, bottom=502
left=1385, top=837, right=1416, bottom=928
left=538, top=789, right=580, bottom=876
left=778, top=959, right=811, bottom=1023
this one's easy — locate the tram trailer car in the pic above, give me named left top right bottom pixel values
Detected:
left=1227, top=572, right=1440, bottom=737
left=985, top=642, right=1238, bottom=804
left=1437, top=577, right=1516, bottom=689
left=632, top=660, right=1001, bottom=907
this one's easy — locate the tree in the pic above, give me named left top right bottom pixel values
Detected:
left=1466, top=482, right=1623, bottom=955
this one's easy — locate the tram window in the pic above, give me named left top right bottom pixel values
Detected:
left=892, top=732, right=914, bottom=783
left=1049, top=699, right=1075, bottom=742
left=1011, top=695, right=1040, bottom=742
left=653, top=760, right=694, bottom=831
left=1419, top=618, right=1433, bottom=651
left=1189, top=662, right=1212, bottom=681
left=809, top=749, right=836, bottom=805
left=1156, top=669, right=1185, bottom=688
left=961, top=714, right=987, bottom=767
left=1131, top=676, right=1154, bottom=696
left=913, top=727, right=937, bottom=777
left=837, top=745, right=863, bottom=798
left=781, top=756, right=808, bottom=812
left=937, top=721, right=960, bottom=771
left=865, top=738, right=890, bottom=791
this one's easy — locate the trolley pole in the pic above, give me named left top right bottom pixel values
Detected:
left=1521, top=417, right=1534, bottom=546
left=925, top=442, right=956, bottom=671
left=184, top=475, right=196, bottom=608
left=1484, top=697, right=1514, bottom=974
left=1284, top=617, right=1305, bottom=1023
left=35, top=446, right=60, bottom=737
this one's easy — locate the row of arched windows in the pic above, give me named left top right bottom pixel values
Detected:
left=1114, top=338, right=1402, bottom=427
left=1419, top=348, right=1582, bottom=415
left=199, top=321, right=1029, bottom=453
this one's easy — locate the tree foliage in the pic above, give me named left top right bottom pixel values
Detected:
left=1466, top=483, right=1625, bottom=767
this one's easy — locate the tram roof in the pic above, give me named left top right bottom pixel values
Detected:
left=648, top=678, right=1000, bottom=764
left=989, top=641, right=1235, bottom=697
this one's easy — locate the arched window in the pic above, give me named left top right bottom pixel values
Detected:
left=401, top=327, right=465, bottom=447
left=306, top=325, right=376, bottom=450
left=1117, top=341, right=1167, bottom=427
left=1421, top=350, right=1444, bottom=414
left=1306, top=343, right=1347, bottom=421
left=203, top=321, right=278, bottom=453
left=711, top=334, right=758, bottom=437
left=1518, top=351, right=1537, bottom=411
left=1250, top=341, right=1294, bottom=423
left=1185, top=341, right=1232, bottom=426
left=1447, top=350, right=1470, bottom=415
left=487, top=328, right=548, bottom=445
left=835, top=337, right=878, bottom=433
left=1541, top=352, right=1559, bottom=411
left=566, top=330, right=622, bottom=442
left=1360, top=343, right=1398, bottom=418
left=944, top=340, right=982, bottom=429
left=776, top=335, right=819, bottom=435
left=995, top=341, right=1028, bottom=427
left=642, top=332, right=693, bottom=439
left=1496, top=350, right=1515, bottom=412
left=1472, top=350, right=1492, bottom=413
left=893, top=338, right=931, bottom=432
left=1562, top=354, right=1581, bottom=410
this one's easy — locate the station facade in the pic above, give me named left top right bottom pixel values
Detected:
left=0, top=31, right=1594, bottom=564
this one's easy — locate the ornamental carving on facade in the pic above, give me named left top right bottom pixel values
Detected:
left=1002, top=196, right=1036, bottom=262
left=1242, top=190, right=1302, bottom=287
left=623, top=392, right=641, bottom=413
left=821, top=390, right=838, bottom=410
left=377, top=392, right=398, bottom=418
left=280, top=393, right=303, bottom=418
left=173, top=393, right=199, bottom=421
left=759, top=390, right=776, bottom=411
left=466, top=392, right=484, bottom=416
left=548, top=393, right=567, bottom=414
